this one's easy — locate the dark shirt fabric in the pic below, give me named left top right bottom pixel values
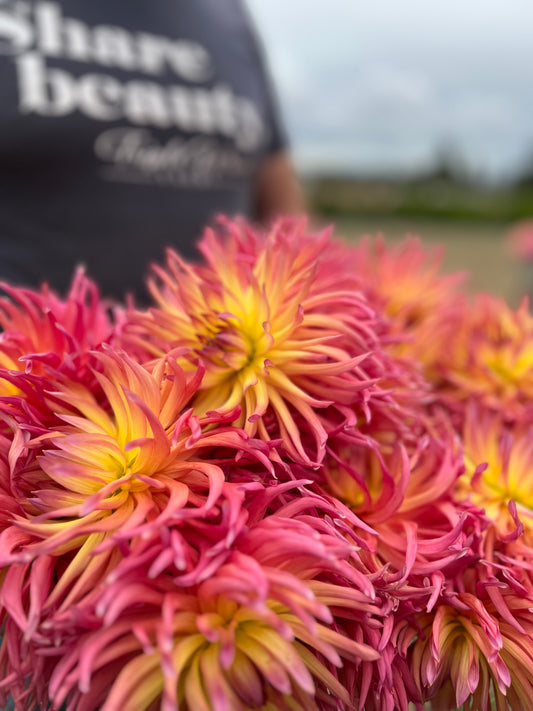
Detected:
left=0, top=0, right=286, bottom=301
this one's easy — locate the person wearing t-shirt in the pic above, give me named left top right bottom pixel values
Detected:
left=0, top=0, right=302, bottom=302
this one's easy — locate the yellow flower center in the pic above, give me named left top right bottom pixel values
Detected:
left=462, top=448, right=533, bottom=535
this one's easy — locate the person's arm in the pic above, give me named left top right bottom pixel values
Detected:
left=253, top=150, right=306, bottom=222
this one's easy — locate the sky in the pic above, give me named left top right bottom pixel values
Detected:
left=246, top=0, right=533, bottom=181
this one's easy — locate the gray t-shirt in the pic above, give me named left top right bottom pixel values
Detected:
left=0, top=0, right=286, bottom=301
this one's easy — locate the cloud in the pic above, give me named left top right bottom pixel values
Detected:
left=360, top=68, right=432, bottom=108
left=247, top=0, right=533, bottom=178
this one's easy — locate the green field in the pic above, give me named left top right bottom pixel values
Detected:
left=325, top=215, right=529, bottom=307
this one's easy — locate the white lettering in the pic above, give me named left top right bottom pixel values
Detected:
left=16, top=51, right=76, bottom=116
left=14, top=58, right=266, bottom=149
left=0, top=1, right=215, bottom=80
left=211, top=85, right=238, bottom=136
left=136, top=33, right=171, bottom=75
left=92, top=25, right=137, bottom=70
left=168, top=86, right=196, bottom=131
left=35, top=1, right=61, bottom=56
left=123, top=81, right=172, bottom=127
left=192, top=89, right=217, bottom=133
left=0, top=3, right=33, bottom=55
left=15, top=52, right=266, bottom=150
left=78, top=74, right=123, bottom=120
left=64, top=19, right=91, bottom=61
left=95, top=127, right=150, bottom=164
left=135, top=34, right=212, bottom=80
left=35, top=3, right=93, bottom=62
left=164, top=40, right=212, bottom=81
left=3, top=1, right=267, bottom=157
left=95, top=128, right=253, bottom=188
left=235, top=98, right=265, bottom=151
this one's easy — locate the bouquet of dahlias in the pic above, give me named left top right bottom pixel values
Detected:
left=0, top=217, right=532, bottom=711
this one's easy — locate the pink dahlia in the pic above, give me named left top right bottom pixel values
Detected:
left=125, top=217, right=384, bottom=465
left=0, top=349, right=268, bottom=617
left=408, top=590, right=533, bottom=710
left=429, top=294, right=533, bottom=420
left=39, top=498, right=382, bottom=711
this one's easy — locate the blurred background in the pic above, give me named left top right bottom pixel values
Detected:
left=247, top=0, right=533, bottom=305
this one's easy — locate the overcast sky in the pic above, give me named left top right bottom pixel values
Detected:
left=247, top=0, right=533, bottom=180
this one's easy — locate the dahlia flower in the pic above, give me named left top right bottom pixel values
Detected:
left=431, top=295, right=533, bottom=418
left=320, top=421, right=477, bottom=593
left=460, top=406, right=533, bottom=543
left=408, top=590, right=533, bottom=710
left=36, top=503, right=381, bottom=711
left=0, top=218, right=532, bottom=711
left=507, top=218, right=533, bottom=261
left=0, top=270, right=122, bottom=436
left=126, top=218, right=384, bottom=465
left=0, top=349, right=269, bottom=615
left=348, top=236, right=466, bottom=374
left=350, top=236, right=465, bottom=331
left=0, top=269, right=117, bottom=386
